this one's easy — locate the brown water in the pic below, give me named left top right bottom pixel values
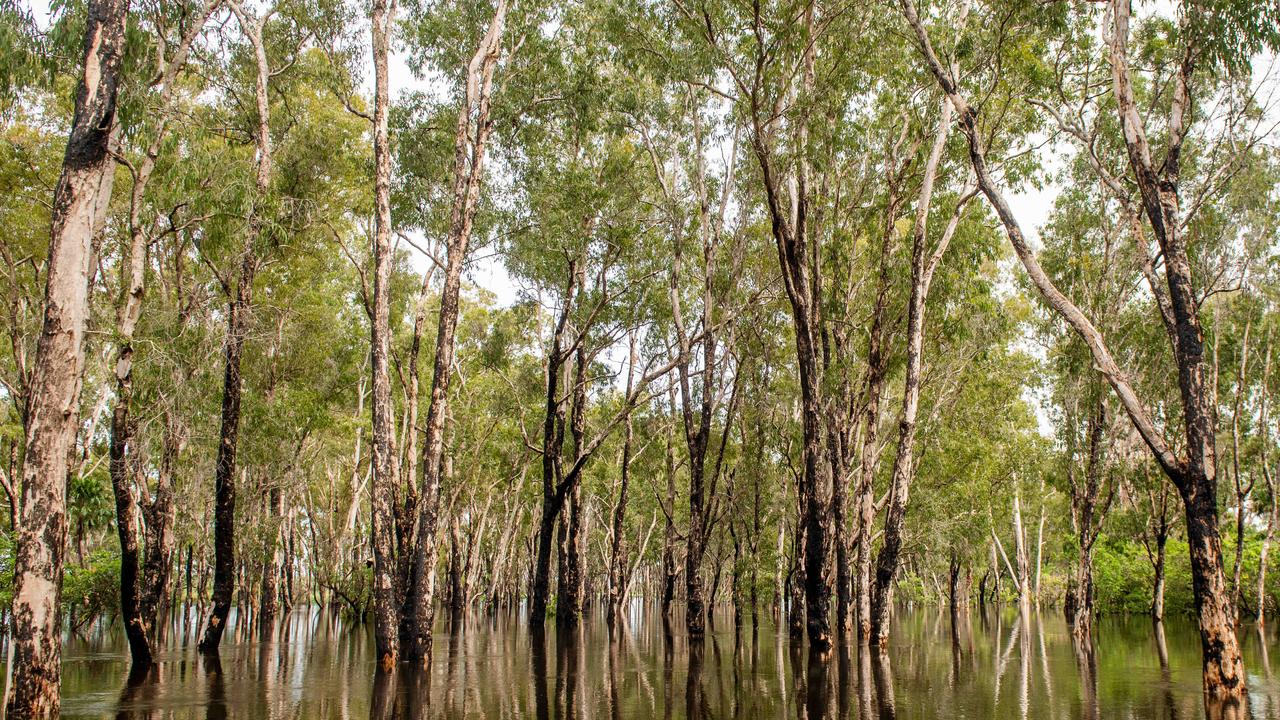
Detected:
left=41, top=604, right=1280, bottom=718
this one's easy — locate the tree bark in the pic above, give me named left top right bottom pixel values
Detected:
left=369, top=0, right=401, bottom=669
left=607, top=335, right=638, bottom=623
left=109, top=0, right=219, bottom=672
left=870, top=96, right=958, bottom=645
left=1068, top=402, right=1107, bottom=642
left=8, top=0, right=129, bottom=711
left=198, top=1, right=272, bottom=654
left=403, top=0, right=507, bottom=662
left=530, top=269, right=577, bottom=627
left=1259, top=337, right=1274, bottom=625
left=258, top=485, right=283, bottom=635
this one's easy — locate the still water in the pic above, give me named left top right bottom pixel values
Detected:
left=44, top=604, right=1280, bottom=718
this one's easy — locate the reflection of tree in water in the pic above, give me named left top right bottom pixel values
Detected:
left=685, top=635, right=707, bottom=720
left=532, top=626, right=551, bottom=720
left=1072, top=627, right=1099, bottom=720
left=83, top=606, right=1280, bottom=720
left=203, top=651, right=227, bottom=720
left=872, top=647, right=896, bottom=720
left=802, top=646, right=832, bottom=720
left=115, top=665, right=159, bottom=720
left=560, top=626, right=581, bottom=716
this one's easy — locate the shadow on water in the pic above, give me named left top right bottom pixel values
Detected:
left=41, top=603, right=1280, bottom=718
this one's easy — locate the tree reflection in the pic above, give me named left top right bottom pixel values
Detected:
left=532, top=626, right=551, bottom=720
left=686, top=635, right=707, bottom=720
left=871, top=647, right=895, bottom=720
left=114, top=664, right=159, bottom=720
left=202, top=651, right=227, bottom=720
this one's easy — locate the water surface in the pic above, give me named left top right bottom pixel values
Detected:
left=45, top=604, right=1280, bottom=718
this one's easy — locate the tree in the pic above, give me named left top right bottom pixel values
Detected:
left=7, top=0, right=131, bottom=711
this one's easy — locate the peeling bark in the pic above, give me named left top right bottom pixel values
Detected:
left=8, top=0, right=130, bottom=709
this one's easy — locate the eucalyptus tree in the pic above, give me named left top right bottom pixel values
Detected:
left=399, top=0, right=510, bottom=664
left=108, top=0, right=221, bottom=671
left=666, top=0, right=907, bottom=650
left=368, top=0, right=401, bottom=669
left=900, top=0, right=1280, bottom=699
left=868, top=96, right=978, bottom=644
left=7, top=0, right=130, bottom=709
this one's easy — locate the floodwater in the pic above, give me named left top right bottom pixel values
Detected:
left=40, top=603, right=1280, bottom=718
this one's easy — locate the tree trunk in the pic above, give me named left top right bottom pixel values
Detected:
left=530, top=268, right=577, bottom=627
left=854, top=175, right=897, bottom=644
left=1069, top=401, right=1106, bottom=643
left=902, top=0, right=1247, bottom=696
left=1153, top=530, right=1168, bottom=622
left=607, top=335, right=638, bottom=623
left=7, top=0, right=129, bottom=708
left=369, top=0, right=401, bottom=669
left=1229, top=319, right=1252, bottom=625
left=258, top=485, right=283, bottom=636
left=108, top=0, right=216, bottom=673
left=660, top=403, right=678, bottom=619
left=199, top=252, right=254, bottom=656
left=404, top=0, right=506, bottom=661
left=557, top=333, right=589, bottom=624
left=200, top=3, right=273, bottom=653
left=870, top=96, right=956, bottom=645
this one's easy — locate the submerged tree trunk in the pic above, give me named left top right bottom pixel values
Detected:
left=258, top=486, right=283, bottom=635
left=530, top=269, right=577, bottom=627
left=1068, top=402, right=1108, bottom=642
left=200, top=3, right=273, bottom=654
left=607, top=335, right=638, bottom=623
left=403, top=0, right=507, bottom=662
left=660, top=389, right=678, bottom=619
left=1229, top=319, right=1252, bottom=625
left=557, top=334, right=589, bottom=624
left=870, top=96, right=960, bottom=645
left=369, top=0, right=401, bottom=670
left=854, top=142, right=904, bottom=644
left=8, top=0, right=130, bottom=711
left=1259, top=337, right=1275, bottom=626
left=109, top=0, right=216, bottom=673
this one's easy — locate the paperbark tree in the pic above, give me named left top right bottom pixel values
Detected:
left=7, top=0, right=130, bottom=711
left=110, top=0, right=220, bottom=671
left=900, top=0, right=1247, bottom=697
left=368, top=0, right=401, bottom=669
left=402, top=0, right=508, bottom=663
left=199, top=0, right=275, bottom=653
left=870, top=97, right=974, bottom=644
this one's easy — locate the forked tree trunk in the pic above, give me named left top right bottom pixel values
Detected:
left=748, top=33, right=832, bottom=651
left=530, top=269, right=577, bottom=627
left=871, top=96, right=958, bottom=645
left=403, top=0, right=507, bottom=661
left=854, top=157, right=899, bottom=644
left=110, top=0, right=218, bottom=672
left=8, top=0, right=130, bottom=712
left=556, top=329, right=589, bottom=623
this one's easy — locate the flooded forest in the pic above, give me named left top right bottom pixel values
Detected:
left=2, top=0, right=1280, bottom=716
